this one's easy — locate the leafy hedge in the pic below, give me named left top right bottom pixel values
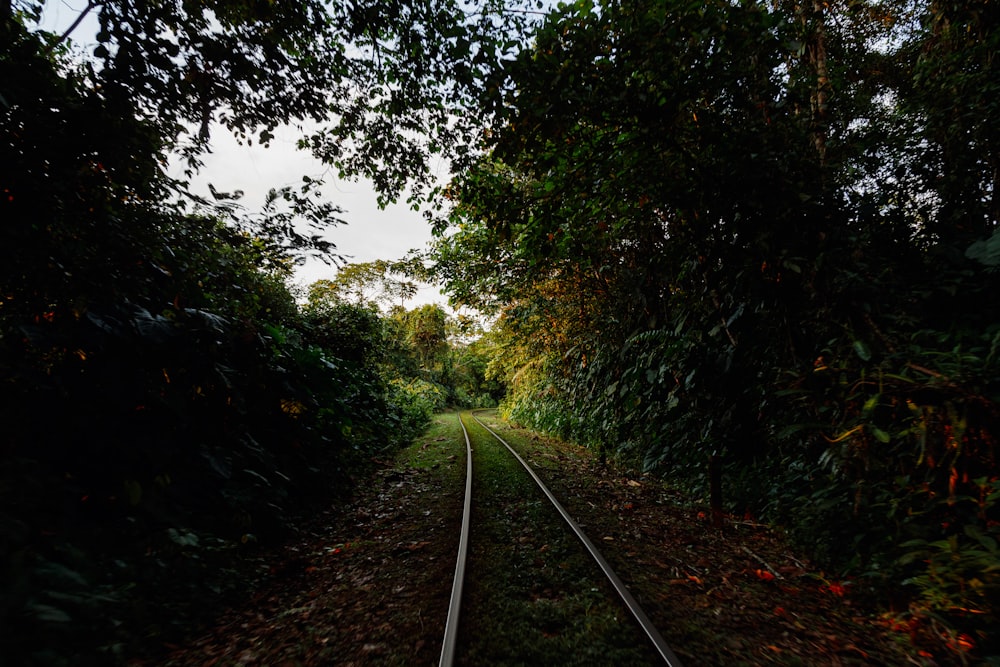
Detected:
left=444, top=0, right=1000, bottom=661
left=0, top=22, right=430, bottom=665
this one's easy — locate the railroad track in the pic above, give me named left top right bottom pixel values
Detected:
left=439, top=410, right=684, bottom=666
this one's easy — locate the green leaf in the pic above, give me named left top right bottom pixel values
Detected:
left=167, top=528, right=200, bottom=548
left=965, top=228, right=1000, bottom=268
left=862, top=394, right=880, bottom=417
left=852, top=340, right=871, bottom=361
left=29, top=604, right=72, bottom=623
left=964, top=524, right=999, bottom=552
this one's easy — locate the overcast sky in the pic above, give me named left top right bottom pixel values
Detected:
left=37, top=0, right=450, bottom=308
left=181, top=126, right=447, bottom=306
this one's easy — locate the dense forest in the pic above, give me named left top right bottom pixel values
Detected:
left=0, top=1, right=508, bottom=663
left=2, top=0, right=999, bottom=663
left=432, top=0, right=1000, bottom=660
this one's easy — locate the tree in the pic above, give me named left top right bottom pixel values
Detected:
left=12, top=0, right=539, bottom=200
left=434, top=1, right=1000, bottom=658
left=1, top=3, right=536, bottom=660
left=905, top=0, right=1000, bottom=242
left=397, top=304, right=449, bottom=369
left=436, top=0, right=829, bottom=455
left=307, top=260, right=419, bottom=311
left=442, top=334, right=506, bottom=407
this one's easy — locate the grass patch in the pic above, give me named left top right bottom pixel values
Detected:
left=456, top=412, right=659, bottom=665
left=396, top=411, right=466, bottom=472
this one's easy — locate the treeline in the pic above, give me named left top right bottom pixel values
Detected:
left=0, top=10, right=500, bottom=666
left=432, top=0, right=1000, bottom=661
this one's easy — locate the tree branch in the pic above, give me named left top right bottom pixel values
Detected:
left=45, top=0, right=98, bottom=54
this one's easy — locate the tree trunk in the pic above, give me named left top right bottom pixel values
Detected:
left=807, top=0, right=830, bottom=167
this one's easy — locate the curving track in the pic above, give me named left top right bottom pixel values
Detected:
left=439, top=411, right=684, bottom=667
left=438, top=410, right=473, bottom=666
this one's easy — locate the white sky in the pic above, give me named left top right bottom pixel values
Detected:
left=36, top=0, right=449, bottom=308
left=181, top=126, right=447, bottom=306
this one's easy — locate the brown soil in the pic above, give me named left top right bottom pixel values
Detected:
left=476, top=414, right=923, bottom=666
left=131, top=413, right=934, bottom=666
left=134, top=425, right=465, bottom=666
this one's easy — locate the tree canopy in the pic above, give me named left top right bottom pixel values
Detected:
left=15, top=0, right=536, bottom=197
left=431, top=0, right=1000, bottom=659
left=1, top=2, right=517, bottom=662
left=306, top=259, right=423, bottom=310
left=4, top=0, right=1000, bottom=661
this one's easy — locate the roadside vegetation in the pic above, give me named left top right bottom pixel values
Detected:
left=1, top=5, right=503, bottom=661
left=430, top=1, right=1000, bottom=663
left=4, top=0, right=1000, bottom=664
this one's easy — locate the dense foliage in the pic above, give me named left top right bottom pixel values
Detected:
left=0, top=2, right=516, bottom=663
left=7, top=0, right=1000, bottom=661
left=432, top=0, right=1000, bottom=660
left=305, top=264, right=504, bottom=412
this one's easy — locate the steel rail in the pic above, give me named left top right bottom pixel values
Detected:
left=470, top=411, right=685, bottom=667
left=438, top=412, right=473, bottom=667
